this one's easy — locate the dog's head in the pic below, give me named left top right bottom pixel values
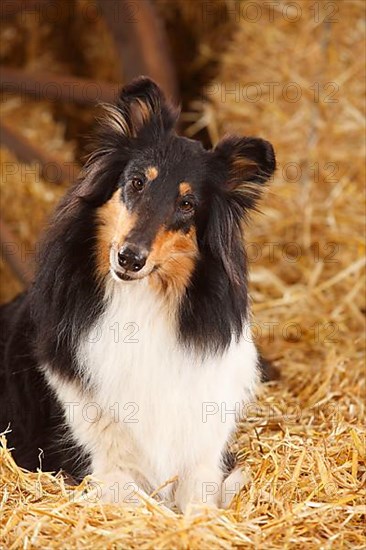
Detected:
left=79, top=77, right=275, bottom=297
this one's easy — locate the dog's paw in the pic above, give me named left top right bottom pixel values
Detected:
left=220, top=466, right=251, bottom=508
left=175, top=465, right=222, bottom=514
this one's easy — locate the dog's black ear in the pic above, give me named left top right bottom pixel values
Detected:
left=212, top=136, right=276, bottom=209
left=108, top=76, right=179, bottom=138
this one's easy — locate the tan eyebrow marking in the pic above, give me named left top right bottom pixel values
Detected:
left=179, top=182, right=192, bottom=195
left=146, top=166, right=158, bottom=181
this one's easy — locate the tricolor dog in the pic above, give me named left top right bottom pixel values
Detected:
left=0, top=77, right=276, bottom=511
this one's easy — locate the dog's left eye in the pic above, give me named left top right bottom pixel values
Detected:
left=130, top=177, right=145, bottom=192
left=179, top=198, right=195, bottom=214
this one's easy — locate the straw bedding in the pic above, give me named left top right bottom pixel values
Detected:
left=0, top=0, right=365, bottom=548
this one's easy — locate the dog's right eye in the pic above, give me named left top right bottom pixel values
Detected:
left=130, top=177, right=145, bottom=192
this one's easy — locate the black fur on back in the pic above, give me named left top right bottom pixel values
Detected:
left=0, top=293, right=89, bottom=477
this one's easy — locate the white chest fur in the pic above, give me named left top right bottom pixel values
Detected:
left=48, top=279, right=259, bottom=508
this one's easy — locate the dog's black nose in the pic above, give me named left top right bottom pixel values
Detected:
left=118, top=245, right=147, bottom=272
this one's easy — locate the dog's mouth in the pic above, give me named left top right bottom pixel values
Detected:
left=113, top=271, right=134, bottom=281
left=111, top=267, right=157, bottom=282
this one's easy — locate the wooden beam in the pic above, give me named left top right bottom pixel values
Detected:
left=0, top=66, right=120, bottom=106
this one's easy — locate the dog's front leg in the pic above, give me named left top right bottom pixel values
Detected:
left=88, top=425, right=148, bottom=506
left=175, top=463, right=223, bottom=513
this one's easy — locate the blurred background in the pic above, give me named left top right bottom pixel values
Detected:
left=0, top=1, right=365, bottom=544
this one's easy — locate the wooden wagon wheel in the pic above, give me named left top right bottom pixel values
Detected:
left=0, top=0, right=178, bottom=287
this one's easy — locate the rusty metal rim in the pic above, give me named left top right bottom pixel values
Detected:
left=0, top=120, right=78, bottom=185
left=98, top=0, right=179, bottom=104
